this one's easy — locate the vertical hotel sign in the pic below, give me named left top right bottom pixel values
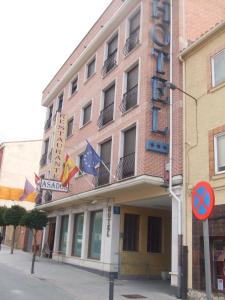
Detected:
left=146, top=0, right=170, bottom=154
left=50, top=113, right=67, bottom=180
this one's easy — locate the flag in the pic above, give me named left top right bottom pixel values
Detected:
left=60, top=154, right=79, bottom=186
left=34, top=173, right=41, bottom=192
left=81, top=141, right=101, bottom=176
left=34, top=173, right=40, bottom=185
left=19, top=179, right=35, bottom=201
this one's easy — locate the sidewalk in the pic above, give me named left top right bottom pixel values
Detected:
left=0, top=245, right=177, bottom=300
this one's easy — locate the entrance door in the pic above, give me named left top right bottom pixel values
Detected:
left=48, top=222, right=56, bottom=258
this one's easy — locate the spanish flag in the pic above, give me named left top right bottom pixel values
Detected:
left=60, top=154, right=79, bottom=186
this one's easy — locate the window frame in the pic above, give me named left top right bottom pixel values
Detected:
left=86, top=56, right=96, bottom=80
left=123, top=213, right=140, bottom=252
left=67, top=117, right=74, bottom=138
left=70, top=76, right=78, bottom=96
left=72, top=213, right=84, bottom=257
left=214, top=132, right=225, bottom=174
left=211, top=49, right=225, bottom=87
left=81, top=101, right=92, bottom=127
left=88, top=210, right=103, bottom=260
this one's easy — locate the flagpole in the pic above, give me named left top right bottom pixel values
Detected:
left=79, top=169, right=95, bottom=188
left=101, top=160, right=111, bottom=175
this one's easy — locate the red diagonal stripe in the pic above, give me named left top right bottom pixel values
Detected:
left=193, top=189, right=209, bottom=212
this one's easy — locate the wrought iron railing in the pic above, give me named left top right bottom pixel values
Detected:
left=93, top=162, right=110, bottom=187
left=97, top=103, right=114, bottom=128
left=120, top=84, right=138, bottom=113
left=123, top=28, right=140, bottom=56
left=40, top=153, right=47, bottom=167
left=44, top=118, right=51, bottom=131
left=101, top=51, right=117, bottom=76
left=117, top=152, right=135, bottom=180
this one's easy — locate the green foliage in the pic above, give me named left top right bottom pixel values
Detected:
left=21, top=210, right=48, bottom=230
left=4, top=205, right=26, bottom=227
left=0, top=206, right=8, bottom=226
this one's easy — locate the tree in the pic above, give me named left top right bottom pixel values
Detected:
left=0, top=206, right=8, bottom=226
left=4, top=205, right=26, bottom=254
left=21, top=209, right=48, bottom=274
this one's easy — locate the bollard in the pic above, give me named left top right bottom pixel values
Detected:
left=109, top=272, right=114, bottom=300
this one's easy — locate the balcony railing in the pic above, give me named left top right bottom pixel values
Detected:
left=117, top=152, right=135, bottom=180
left=40, top=153, right=47, bottom=167
left=101, top=51, right=117, bottom=76
left=93, top=162, right=110, bottom=187
left=44, top=118, right=52, bottom=131
left=120, top=84, right=138, bottom=113
left=97, top=103, right=114, bottom=128
left=123, top=28, right=140, bottom=56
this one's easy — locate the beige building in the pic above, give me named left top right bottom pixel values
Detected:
left=181, top=21, right=225, bottom=296
left=0, top=140, right=42, bottom=250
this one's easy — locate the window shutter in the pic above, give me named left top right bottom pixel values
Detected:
left=127, top=65, right=138, bottom=91
left=124, top=126, right=136, bottom=156
left=104, top=84, right=115, bottom=108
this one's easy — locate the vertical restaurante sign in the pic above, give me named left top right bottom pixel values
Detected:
left=146, top=0, right=170, bottom=154
left=50, top=113, right=67, bottom=180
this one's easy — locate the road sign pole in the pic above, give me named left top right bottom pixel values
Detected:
left=203, top=219, right=212, bottom=300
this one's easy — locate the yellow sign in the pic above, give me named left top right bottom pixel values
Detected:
left=50, top=113, right=67, bottom=180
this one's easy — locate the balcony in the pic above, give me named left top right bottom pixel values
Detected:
left=97, top=103, right=114, bottom=128
left=40, top=153, right=47, bottom=167
left=123, top=29, right=139, bottom=56
left=117, top=153, right=135, bottom=180
left=101, top=51, right=117, bottom=76
left=44, top=118, right=52, bottom=131
left=120, top=84, right=138, bottom=113
left=93, top=162, right=110, bottom=187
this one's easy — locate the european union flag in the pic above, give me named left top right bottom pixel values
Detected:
left=81, top=142, right=101, bottom=176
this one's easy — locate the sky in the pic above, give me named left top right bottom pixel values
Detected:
left=0, top=0, right=111, bottom=144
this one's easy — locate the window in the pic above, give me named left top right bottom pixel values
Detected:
left=72, top=213, right=84, bottom=257
left=147, top=216, right=162, bottom=253
left=57, top=93, right=63, bottom=112
left=124, top=10, right=140, bottom=55
left=212, top=49, right=225, bottom=87
left=121, top=64, right=138, bottom=112
left=59, top=215, right=69, bottom=254
left=88, top=210, right=103, bottom=260
left=87, top=58, right=96, bottom=79
left=123, top=213, right=139, bottom=251
left=45, top=104, right=53, bottom=130
left=95, top=139, right=112, bottom=186
left=40, top=138, right=49, bottom=166
left=82, top=102, right=92, bottom=126
left=103, top=34, right=118, bottom=75
left=215, top=133, right=225, bottom=173
left=118, top=126, right=136, bottom=179
left=67, top=117, right=74, bottom=137
left=98, top=84, right=115, bottom=128
left=78, top=153, right=84, bottom=175
left=71, top=77, right=78, bottom=95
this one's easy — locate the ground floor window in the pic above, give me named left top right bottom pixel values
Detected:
left=147, top=216, right=162, bottom=253
left=72, top=213, right=84, bottom=257
left=88, top=210, right=103, bottom=260
left=123, top=213, right=139, bottom=251
left=59, top=215, right=69, bottom=254
left=212, top=238, right=225, bottom=292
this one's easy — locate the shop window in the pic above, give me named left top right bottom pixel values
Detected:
left=88, top=210, right=103, bottom=260
left=123, top=213, right=139, bottom=251
left=59, top=215, right=69, bottom=254
left=147, top=216, right=162, bottom=253
left=214, top=133, right=225, bottom=173
left=212, top=239, right=225, bottom=292
left=212, top=49, right=225, bottom=87
left=72, top=213, right=84, bottom=257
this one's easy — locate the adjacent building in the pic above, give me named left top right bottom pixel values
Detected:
left=36, top=0, right=225, bottom=294
left=0, top=140, right=42, bottom=251
left=181, top=21, right=225, bottom=296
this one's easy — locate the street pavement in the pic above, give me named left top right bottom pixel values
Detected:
left=0, top=245, right=177, bottom=300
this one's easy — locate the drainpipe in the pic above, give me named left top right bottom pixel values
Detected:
left=169, top=0, right=182, bottom=298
